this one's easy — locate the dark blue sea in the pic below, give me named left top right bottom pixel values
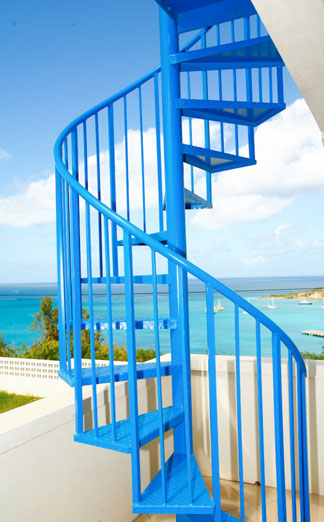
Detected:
left=0, top=276, right=323, bottom=357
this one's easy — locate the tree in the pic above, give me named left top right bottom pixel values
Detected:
left=30, top=296, right=59, bottom=343
left=0, top=333, right=17, bottom=357
left=19, top=296, right=156, bottom=362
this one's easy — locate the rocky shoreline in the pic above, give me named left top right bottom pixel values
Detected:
left=260, top=287, right=324, bottom=299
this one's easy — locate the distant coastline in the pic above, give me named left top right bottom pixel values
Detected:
left=260, top=287, right=324, bottom=299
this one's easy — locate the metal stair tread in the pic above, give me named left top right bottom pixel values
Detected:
left=177, top=99, right=286, bottom=126
left=155, top=0, right=256, bottom=33
left=59, top=361, right=174, bottom=387
left=133, top=453, right=214, bottom=514
left=178, top=512, right=239, bottom=521
left=182, top=144, right=256, bottom=173
left=184, top=188, right=212, bottom=209
left=117, top=230, right=168, bottom=246
left=81, top=274, right=169, bottom=285
left=74, top=406, right=184, bottom=453
left=171, top=36, right=282, bottom=69
left=68, top=316, right=177, bottom=331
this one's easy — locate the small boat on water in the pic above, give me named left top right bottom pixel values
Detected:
left=214, top=299, right=224, bottom=312
left=299, top=299, right=312, bottom=305
left=204, top=299, right=224, bottom=314
left=265, top=297, right=276, bottom=309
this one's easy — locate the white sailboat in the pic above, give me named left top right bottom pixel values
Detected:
left=204, top=299, right=224, bottom=314
left=265, top=297, right=276, bottom=309
left=214, top=299, right=224, bottom=312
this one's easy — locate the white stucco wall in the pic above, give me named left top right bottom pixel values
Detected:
left=251, top=0, right=324, bottom=144
left=0, top=376, right=173, bottom=522
left=191, top=355, right=324, bottom=496
left=0, top=355, right=323, bottom=522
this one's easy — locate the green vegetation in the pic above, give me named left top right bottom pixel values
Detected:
left=0, top=390, right=41, bottom=414
left=300, top=347, right=324, bottom=360
left=0, top=296, right=156, bottom=363
left=0, top=333, right=17, bottom=357
left=261, top=287, right=324, bottom=300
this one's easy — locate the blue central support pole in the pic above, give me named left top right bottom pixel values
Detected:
left=159, top=8, right=193, bottom=457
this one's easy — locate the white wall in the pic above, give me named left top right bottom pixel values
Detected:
left=191, top=355, right=324, bottom=496
left=251, top=0, right=324, bottom=142
left=1, top=354, right=323, bottom=522
left=0, top=356, right=109, bottom=396
left=0, top=375, right=173, bottom=522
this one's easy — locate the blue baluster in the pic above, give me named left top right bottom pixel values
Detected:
left=288, top=352, right=297, bottom=522
left=123, top=96, right=130, bottom=222
left=235, top=305, right=245, bottom=521
left=272, top=333, right=287, bottom=522
left=154, top=73, right=164, bottom=233
left=85, top=202, right=99, bottom=436
left=55, top=167, right=67, bottom=373
left=301, top=373, right=310, bottom=522
left=256, top=320, right=267, bottom=522
left=206, top=285, right=221, bottom=519
left=178, top=266, right=193, bottom=504
left=95, top=113, right=103, bottom=277
left=201, top=34, right=212, bottom=204
left=104, top=218, right=116, bottom=440
left=139, top=86, right=146, bottom=232
left=108, top=104, right=118, bottom=277
left=186, top=72, right=194, bottom=193
left=71, top=127, right=83, bottom=434
left=123, top=230, right=141, bottom=503
left=152, top=250, right=167, bottom=504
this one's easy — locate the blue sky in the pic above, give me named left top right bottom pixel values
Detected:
left=1, top=0, right=324, bottom=283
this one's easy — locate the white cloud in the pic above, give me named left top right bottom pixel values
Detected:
left=2, top=99, right=323, bottom=230
left=191, top=99, right=324, bottom=230
left=292, top=238, right=305, bottom=249
left=275, top=223, right=291, bottom=237
left=0, top=148, right=11, bottom=160
left=0, top=175, right=55, bottom=227
left=191, top=193, right=290, bottom=230
left=0, top=127, right=162, bottom=227
left=243, top=255, right=266, bottom=267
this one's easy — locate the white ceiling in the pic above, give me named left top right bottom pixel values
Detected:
left=252, top=0, right=324, bottom=145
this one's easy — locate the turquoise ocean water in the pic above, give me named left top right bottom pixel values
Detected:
left=0, top=276, right=323, bottom=357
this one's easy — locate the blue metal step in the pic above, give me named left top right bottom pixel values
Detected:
left=155, top=0, right=256, bottom=33
left=59, top=361, right=174, bottom=387
left=68, top=317, right=177, bottom=331
left=164, top=188, right=212, bottom=210
left=182, top=144, right=256, bottom=173
left=133, top=453, right=214, bottom=515
left=117, top=231, right=168, bottom=246
left=74, top=406, right=184, bottom=453
left=178, top=512, right=239, bottom=521
left=177, top=99, right=286, bottom=127
left=171, top=36, right=283, bottom=70
left=184, top=188, right=212, bottom=209
left=81, top=274, right=169, bottom=285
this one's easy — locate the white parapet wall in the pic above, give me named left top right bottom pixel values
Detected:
left=0, top=356, right=111, bottom=396
left=0, top=354, right=323, bottom=522
left=191, top=355, right=324, bottom=496
left=0, top=358, right=173, bottom=522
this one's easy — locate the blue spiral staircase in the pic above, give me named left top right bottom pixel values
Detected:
left=54, top=1, right=310, bottom=521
